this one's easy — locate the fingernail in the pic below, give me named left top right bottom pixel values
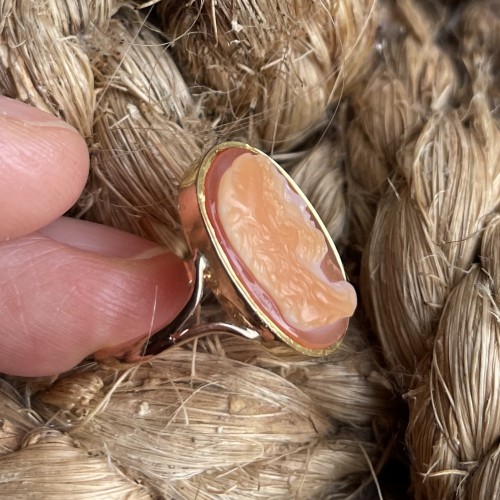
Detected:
left=0, top=96, right=76, bottom=131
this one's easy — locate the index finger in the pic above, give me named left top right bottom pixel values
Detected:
left=0, top=96, right=89, bottom=241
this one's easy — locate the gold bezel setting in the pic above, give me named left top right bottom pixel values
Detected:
left=191, top=141, right=349, bottom=357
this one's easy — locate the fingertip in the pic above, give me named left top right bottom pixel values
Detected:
left=0, top=97, right=89, bottom=241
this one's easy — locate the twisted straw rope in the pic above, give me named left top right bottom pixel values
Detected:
left=349, top=1, right=500, bottom=497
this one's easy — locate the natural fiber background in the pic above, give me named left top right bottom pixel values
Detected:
left=0, top=0, right=498, bottom=498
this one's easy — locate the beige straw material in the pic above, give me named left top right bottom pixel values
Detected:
left=0, top=0, right=114, bottom=139
left=364, top=96, right=499, bottom=381
left=408, top=265, right=500, bottom=498
left=157, top=0, right=377, bottom=151
left=0, top=379, right=151, bottom=498
left=289, top=140, right=347, bottom=244
left=458, top=0, right=500, bottom=114
left=354, top=0, right=500, bottom=497
left=21, top=329, right=393, bottom=498
left=198, top=324, right=394, bottom=428
left=0, top=380, right=43, bottom=455
left=0, top=430, right=151, bottom=499
left=344, top=1, right=458, bottom=253
left=355, top=0, right=496, bottom=377
left=408, top=217, right=500, bottom=497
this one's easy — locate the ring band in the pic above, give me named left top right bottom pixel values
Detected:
left=112, top=142, right=357, bottom=362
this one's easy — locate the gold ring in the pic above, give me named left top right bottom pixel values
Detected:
left=114, top=142, right=357, bottom=361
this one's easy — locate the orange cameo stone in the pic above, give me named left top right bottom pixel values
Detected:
left=204, top=149, right=356, bottom=350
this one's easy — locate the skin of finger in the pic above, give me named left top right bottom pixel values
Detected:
left=0, top=234, right=193, bottom=376
left=39, top=217, right=168, bottom=258
left=0, top=102, right=89, bottom=241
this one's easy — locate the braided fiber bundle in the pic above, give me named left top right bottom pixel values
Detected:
left=157, top=0, right=376, bottom=150
left=1, top=331, right=394, bottom=498
left=354, top=0, right=500, bottom=497
left=0, top=0, right=397, bottom=498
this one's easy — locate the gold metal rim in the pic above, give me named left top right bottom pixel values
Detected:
left=194, top=141, right=349, bottom=357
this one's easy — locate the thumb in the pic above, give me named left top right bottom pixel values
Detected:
left=0, top=219, right=193, bottom=377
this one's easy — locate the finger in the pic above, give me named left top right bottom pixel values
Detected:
left=0, top=97, right=89, bottom=241
left=0, top=230, right=193, bottom=377
left=39, top=217, right=167, bottom=258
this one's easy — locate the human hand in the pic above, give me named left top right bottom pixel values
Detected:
left=0, top=96, right=192, bottom=377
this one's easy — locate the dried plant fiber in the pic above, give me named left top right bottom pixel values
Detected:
left=0, top=0, right=499, bottom=498
left=354, top=0, right=500, bottom=498
left=1, top=331, right=394, bottom=499
left=157, top=0, right=377, bottom=151
left=0, top=0, right=395, bottom=499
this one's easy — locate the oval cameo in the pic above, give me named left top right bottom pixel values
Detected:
left=203, top=147, right=357, bottom=351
